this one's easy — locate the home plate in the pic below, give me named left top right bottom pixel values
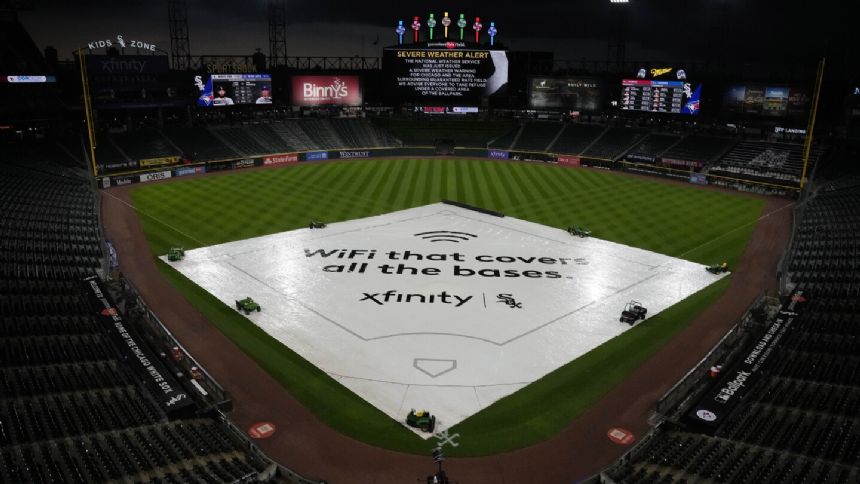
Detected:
left=162, top=202, right=726, bottom=437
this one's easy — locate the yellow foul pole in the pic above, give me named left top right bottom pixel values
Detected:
left=799, top=58, right=825, bottom=190
left=78, top=49, right=98, bottom=178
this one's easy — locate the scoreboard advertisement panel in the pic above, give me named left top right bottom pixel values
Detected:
left=196, top=73, right=272, bottom=107
left=383, top=41, right=508, bottom=103
left=723, top=84, right=810, bottom=117
left=621, top=79, right=702, bottom=115
left=528, top=77, right=603, bottom=111
left=291, top=75, right=362, bottom=106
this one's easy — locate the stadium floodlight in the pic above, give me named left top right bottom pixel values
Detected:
left=610, top=0, right=629, bottom=3
left=427, top=13, right=437, bottom=39
left=395, top=20, right=405, bottom=45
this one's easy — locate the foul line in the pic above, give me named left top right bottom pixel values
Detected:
left=676, top=202, right=794, bottom=260
left=102, top=190, right=207, bottom=247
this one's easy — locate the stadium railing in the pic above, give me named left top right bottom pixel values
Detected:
left=117, top=275, right=232, bottom=412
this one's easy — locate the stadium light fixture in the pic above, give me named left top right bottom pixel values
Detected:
left=610, top=0, right=630, bottom=3
left=428, top=13, right=436, bottom=39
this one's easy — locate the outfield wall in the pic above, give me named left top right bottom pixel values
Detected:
left=97, top=146, right=800, bottom=196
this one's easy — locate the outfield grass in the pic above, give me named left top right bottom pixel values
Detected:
left=131, top=159, right=764, bottom=455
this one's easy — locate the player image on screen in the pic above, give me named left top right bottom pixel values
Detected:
left=195, top=74, right=273, bottom=107
left=256, top=85, right=272, bottom=104
left=213, top=85, right=234, bottom=106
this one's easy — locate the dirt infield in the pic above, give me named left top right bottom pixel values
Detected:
left=101, top=164, right=793, bottom=483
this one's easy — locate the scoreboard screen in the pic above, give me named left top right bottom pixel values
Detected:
left=621, top=79, right=701, bottom=115
left=529, top=77, right=603, bottom=111
left=196, top=73, right=273, bottom=107
left=383, top=41, right=508, bottom=103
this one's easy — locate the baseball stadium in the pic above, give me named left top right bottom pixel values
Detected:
left=1, top=1, right=859, bottom=483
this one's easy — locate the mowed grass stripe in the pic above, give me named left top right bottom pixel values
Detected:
left=131, top=159, right=765, bottom=455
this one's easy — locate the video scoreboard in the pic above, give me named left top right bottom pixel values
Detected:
left=621, top=79, right=701, bottom=115
left=383, top=41, right=508, bottom=103
left=195, top=73, right=272, bottom=107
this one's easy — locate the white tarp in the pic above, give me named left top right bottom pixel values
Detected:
left=163, top=203, right=726, bottom=436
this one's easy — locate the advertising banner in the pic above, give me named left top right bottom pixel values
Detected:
left=305, top=151, right=329, bottom=161
left=111, top=176, right=135, bottom=187
left=686, top=292, right=807, bottom=431
left=529, top=77, right=603, bottom=111
left=82, top=275, right=194, bottom=415
left=336, top=150, right=372, bottom=159
left=101, top=160, right=139, bottom=172
left=175, top=166, right=206, bottom=177
left=662, top=158, right=703, bottom=169
left=487, top=149, right=510, bottom=160
left=557, top=155, right=581, bottom=167
left=232, top=158, right=256, bottom=170
left=626, top=154, right=656, bottom=163
left=689, top=173, right=708, bottom=185
left=510, top=151, right=556, bottom=163
left=85, top=55, right=169, bottom=86
left=139, top=171, right=172, bottom=183
left=140, top=155, right=181, bottom=168
left=263, top=153, right=299, bottom=165
left=291, top=75, right=362, bottom=106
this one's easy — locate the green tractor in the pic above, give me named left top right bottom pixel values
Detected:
left=567, top=225, right=591, bottom=238
left=235, top=297, right=261, bottom=314
left=405, top=409, right=436, bottom=433
left=167, top=247, right=185, bottom=261
left=309, top=220, right=327, bottom=229
left=707, top=262, right=729, bottom=274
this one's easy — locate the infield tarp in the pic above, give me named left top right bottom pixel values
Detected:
left=164, top=203, right=727, bottom=434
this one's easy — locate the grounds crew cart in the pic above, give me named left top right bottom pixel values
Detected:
left=620, top=301, right=647, bottom=325
left=706, top=262, right=729, bottom=274
left=567, top=225, right=591, bottom=238
left=167, top=247, right=185, bottom=261
left=235, top=297, right=261, bottom=314
left=406, top=409, right=436, bottom=433
left=309, top=220, right=327, bottom=229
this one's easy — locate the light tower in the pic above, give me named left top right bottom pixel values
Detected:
left=168, top=0, right=191, bottom=70
left=268, top=0, right=287, bottom=68
left=607, top=0, right=630, bottom=73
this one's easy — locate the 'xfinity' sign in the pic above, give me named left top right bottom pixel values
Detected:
left=487, top=149, right=509, bottom=160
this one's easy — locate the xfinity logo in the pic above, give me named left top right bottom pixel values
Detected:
left=99, top=58, right=148, bottom=74
left=360, top=290, right=473, bottom=307
left=303, top=78, right=349, bottom=100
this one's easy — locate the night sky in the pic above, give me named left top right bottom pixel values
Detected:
left=18, top=0, right=846, bottom=65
